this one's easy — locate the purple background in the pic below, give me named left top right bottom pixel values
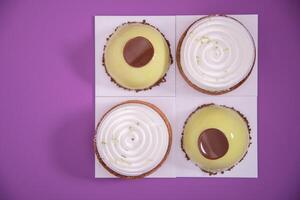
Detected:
left=0, top=0, right=300, bottom=199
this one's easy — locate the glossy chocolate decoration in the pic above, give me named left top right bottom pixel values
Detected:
left=123, top=36, right=154, bottom=68
left=198, top=128, right=229, bottom=160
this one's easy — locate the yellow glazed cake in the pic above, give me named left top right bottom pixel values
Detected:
left=182, top=104, right=251, bottom=175
left=103, top=21, right=172, bottom=91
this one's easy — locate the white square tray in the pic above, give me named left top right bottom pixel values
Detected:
left=95, top=15, right=258, bottom=178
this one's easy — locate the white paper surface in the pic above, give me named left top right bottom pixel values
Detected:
left=95, top=15, right=258, bottom=178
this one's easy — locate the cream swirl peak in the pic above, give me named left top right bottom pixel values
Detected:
left=179, top=15, right=256, bottom=94
left=95, top=101, right=171, bottom=178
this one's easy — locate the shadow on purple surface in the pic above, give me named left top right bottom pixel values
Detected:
left=0, top=177, right=13, bottom=200
left=0, top=0, right=14, bottom=27
left=66, top=36, right=94, bottom=86
left=51, top=109, right=94, bottom=180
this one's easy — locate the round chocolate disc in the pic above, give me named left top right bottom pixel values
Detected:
left=123, top=36, right=154, bottom=68
left=198, top=128, right=229, bottom=160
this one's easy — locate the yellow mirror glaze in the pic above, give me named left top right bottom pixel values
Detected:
left=104, top=22, right=171, bottom=90
left=182, top=104, right=250, bottom=174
